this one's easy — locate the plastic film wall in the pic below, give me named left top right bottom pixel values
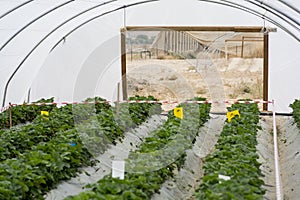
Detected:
left=0, top=0, right=300, bottom=112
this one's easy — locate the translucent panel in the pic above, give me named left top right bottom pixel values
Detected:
left=30, top=10, right=124, bottom=103
left=0, top=0, right=299, bottom=112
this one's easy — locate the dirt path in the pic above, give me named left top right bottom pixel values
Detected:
left=45, top=115, right=166, bottom=200
left=256, top=116, right=276, bottom=199
left=151, top=114, right=226, bottom=200
left=277, top=116, right=300, bottom=200
left=258, top=115, right=300, bottom=200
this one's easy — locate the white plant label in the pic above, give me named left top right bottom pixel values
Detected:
left=218, top=174, right=231, bottom=181
left=112, top=160, right=125, bottom=180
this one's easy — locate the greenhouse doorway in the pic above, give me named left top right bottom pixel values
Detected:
left=121, top=26, right=276, bottom=110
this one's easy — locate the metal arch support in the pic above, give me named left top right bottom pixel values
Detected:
left=0, top=0, right=75, bottom=52
left=1, top=0, right=117, bottom=107
left=0, top=0, right=34, bottom=21
left=247, top=0, right=300, bottom=31
left=221, top=0, right=300, bottom=31
left=50, top=0, right=160, bottom=52
left=198, top=0, right=300, bottom=42
left=48, top=0, right=300, bottom=69
left=254, top=0, right=300, bottom=22
left=2, top=0, right=300, bottom=106
left=2, top=0, right=159, bottom=106
left=277, top=0, right=300, bottom=14
left=215, top=0, right=300, bottom=37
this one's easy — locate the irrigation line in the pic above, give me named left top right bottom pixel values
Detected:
left=272, top=100, right=283, bottom=200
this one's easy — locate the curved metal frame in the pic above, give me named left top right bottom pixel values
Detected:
left=277, top=0, right=300, bottom=14
left=0, top=0, right=34, bottom=21
left=198, top=0, right=300, bottom=41
left=247, top=0, right=300, bottom=31
left=1, top=0, right=118, bottom=107
left=0, top=0, right=75, bottom=51
left=50, top=0, right=160, bottom=51
left=1, top=0, right=300, bottom=106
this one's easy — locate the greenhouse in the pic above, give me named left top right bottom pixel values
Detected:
left=0, top=0, right=300, bottom=199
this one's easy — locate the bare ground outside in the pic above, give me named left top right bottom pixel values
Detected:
left=127, top=58, right=263, bottom=111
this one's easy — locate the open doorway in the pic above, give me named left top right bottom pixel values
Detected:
left=121, top=26, right=274, bottom=111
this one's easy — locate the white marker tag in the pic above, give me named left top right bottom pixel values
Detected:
left=218, top=174, right=231, bottom=181
left=112, top=161, right=125, bottom=180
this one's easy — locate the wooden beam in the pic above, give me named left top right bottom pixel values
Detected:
left=263, top=33, right=269, bottom=111
left=122, top=26, right=266, bottom=32
left=121, top=29, right=127, bottom=100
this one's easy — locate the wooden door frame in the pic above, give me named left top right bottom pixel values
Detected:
left=121, top=26, right=275, bottom=110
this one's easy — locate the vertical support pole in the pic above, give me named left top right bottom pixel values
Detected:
left=27, top=88, right=31, bottom=103
left=171, top=31, right=173, bottom=52
left=175, top=31, right=177, bottom=53
left=180, top=32, right=182, bottom=53
left=164, top=31, right=167, bottom=55
left=241, top=36, right=245, bottom=58
left=263, top=33, right=269, bottom=111
left=9, top=103, right=12, bottom=128
left=168, top=31, right=171, bottom=53
left=183, top=32, right=187, bottom=52
left=121, top=29, right=127, bottom=100
left=225, top=42, right=228, bottom=61
left=116, top=82, right=120, bottom=114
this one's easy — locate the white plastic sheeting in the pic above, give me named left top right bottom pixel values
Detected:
left=0, top=0, right=299, bottom=112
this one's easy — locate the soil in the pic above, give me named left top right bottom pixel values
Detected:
left=127, top=58, right=263, bottom=112
left=277, top=116, right=300, bottom=200
left=151, top=114, right=226, bottom=200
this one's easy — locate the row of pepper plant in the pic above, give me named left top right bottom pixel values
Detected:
left=65, top=97, right=211, bottom=200
left=0, top=96, right=161, bottom=199
left=290, top=99, right=300, bottom=128
left=194, top=102, right=265, bottom=199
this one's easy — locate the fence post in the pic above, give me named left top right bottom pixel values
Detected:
left=116, top=82, right=120, bottom=114
left=9, top=102, right=12, bottom=128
